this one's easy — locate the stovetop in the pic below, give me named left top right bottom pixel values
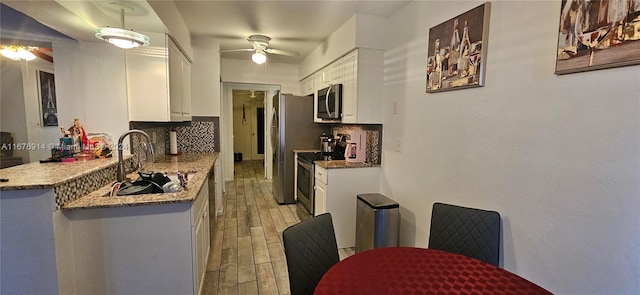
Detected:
left=298, top=152, right=345, bottom=163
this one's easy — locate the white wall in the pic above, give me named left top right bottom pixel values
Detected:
left=221, top=58, right=299, bottom=94
left=380, top=1, right=639, bottom=294
left=21, top=60, right=59, bottom=162
left=0, top=58, right=29, bottom=161
left=298, top=13, right=387, bottom=80
left=191, top=37, right=221, bottom=116
left=1, top=54, right=59, bottom=163
left=53, top=40, right=130, bottom=152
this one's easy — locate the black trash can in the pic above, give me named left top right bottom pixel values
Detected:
left=355, top=193, right=400, bottom=253
left=234, top=153, right=243, bottom=162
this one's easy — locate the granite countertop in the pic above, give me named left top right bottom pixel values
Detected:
left=293, top=149, right=321, bottom=153
left=314, top=160, right=380, bottom=169
left=0, top=156, right=127, bottom=191
left=63, top=153, right=218, bottom=210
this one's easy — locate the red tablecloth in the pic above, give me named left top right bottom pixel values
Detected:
left=315, top=247, right=552, bottom=295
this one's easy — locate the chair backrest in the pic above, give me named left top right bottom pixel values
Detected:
left=282, top=213, right=340, bottom=295
left=428, top=202, right=501, bottom=266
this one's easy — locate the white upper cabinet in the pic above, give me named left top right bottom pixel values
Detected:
left=341, top=49, right=383, bottom=124
left=127, top=34, right=192, bottom=122
left=300, top=75, right=315, bottom=96
left=305, top=48, right=384, bottom=124
left=323, top=58, right=344, bottom=87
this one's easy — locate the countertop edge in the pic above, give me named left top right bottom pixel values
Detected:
left=0, top=156, right=130, bottom=191
left=61, top=153, right=218, bottom=210
left=314, top=160, right=381, bottom=169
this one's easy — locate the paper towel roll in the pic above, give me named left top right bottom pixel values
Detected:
left=169, top=131, right=178, bottom=154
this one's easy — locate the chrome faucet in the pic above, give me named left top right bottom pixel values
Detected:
left=117, top=129, right=155, bottom=182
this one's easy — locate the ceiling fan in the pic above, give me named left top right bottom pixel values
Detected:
left=0, top=45, right=53, bottom=63
left=221, top=35, right=299, bottom=64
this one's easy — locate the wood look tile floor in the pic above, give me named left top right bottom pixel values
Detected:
left=203, top=160, right=355, bottom=295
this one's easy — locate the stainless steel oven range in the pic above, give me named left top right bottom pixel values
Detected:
left=296, top=152, right=344, bottom=221
left=296, top=154, right=315, bottom=221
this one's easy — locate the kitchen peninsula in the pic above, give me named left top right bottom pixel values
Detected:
left=0, top=153, right=218, bottom=295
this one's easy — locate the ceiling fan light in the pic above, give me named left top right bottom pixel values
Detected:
left=1, top=45, right=36, bottom=61
left=18, top=47, right=36, bottom=61
left=95, top=27, right=150, bottom=49
left=1, top=46, right=22, bottom=60
left=252, top=50, right=267, bottom=64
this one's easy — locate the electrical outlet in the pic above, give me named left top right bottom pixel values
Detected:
left=393, top=102, right=398, bottom=115
left=395, top=138, right=402, bottom=152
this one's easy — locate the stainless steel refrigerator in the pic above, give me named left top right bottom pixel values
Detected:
left=271, top=93, right=327, bottom=204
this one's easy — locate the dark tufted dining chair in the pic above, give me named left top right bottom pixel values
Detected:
left=428, top=202, right=501, bottom=266
left=283, top=213, right=340, bottom=295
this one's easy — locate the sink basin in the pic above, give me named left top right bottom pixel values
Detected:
left=102, top=172, right=195, bottom=197
left=165, top=172, right=196, bottom=184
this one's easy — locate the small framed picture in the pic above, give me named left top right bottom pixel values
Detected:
left=38, top=70, right=58, bottom=127
left=426, top=2, right=491, bottom=93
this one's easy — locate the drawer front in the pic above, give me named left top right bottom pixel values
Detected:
left=315, top=166, right=328, bottom=185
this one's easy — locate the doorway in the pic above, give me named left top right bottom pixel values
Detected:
left=222, top=82, right=280, bottom=182
left=232, top=90, right=265, bottom=161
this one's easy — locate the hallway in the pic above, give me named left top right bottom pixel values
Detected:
left=203, top=160, right=297, bottom=294
left=203, top=160, right=355, bottom=294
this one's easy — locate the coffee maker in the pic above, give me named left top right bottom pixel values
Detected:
left=320, top=133, right=334, bottom=154
left=342, top=130, right=366, bottom=163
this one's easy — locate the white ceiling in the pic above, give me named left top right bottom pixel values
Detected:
left=3, top=0, right=409, bottom=64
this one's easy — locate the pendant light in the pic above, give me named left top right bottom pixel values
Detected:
left=95, top=4, right=149, bottom=49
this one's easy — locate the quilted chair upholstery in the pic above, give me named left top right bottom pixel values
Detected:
left=428, top=202, right=501, bottom=266
left=283, top=213, right=340, bottom=295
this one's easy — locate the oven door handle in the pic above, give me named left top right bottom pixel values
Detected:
left=298, top=159, right=313, bottom=171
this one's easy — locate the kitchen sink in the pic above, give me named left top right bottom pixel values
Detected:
left=103, top=172, right=196, bottom=196
left=165, top=171, right=196, bottom=184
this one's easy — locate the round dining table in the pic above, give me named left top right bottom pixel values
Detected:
left=315, top=247, right=552, bottom=295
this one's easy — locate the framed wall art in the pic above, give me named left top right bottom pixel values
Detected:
left=38, top=70, right=58, bottom=127
left=555, top=0, right=640, bottom=74
left=426, top=2, right=491, bottom=93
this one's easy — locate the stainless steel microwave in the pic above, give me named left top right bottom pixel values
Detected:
left=317, top=84, right=342, bottom=120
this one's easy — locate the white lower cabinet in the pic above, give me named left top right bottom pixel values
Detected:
left=67, top=184, right=210, bottom=295
left=314, top=165, right=380, bottom=248
left=193, top=183, right=210, bottom=295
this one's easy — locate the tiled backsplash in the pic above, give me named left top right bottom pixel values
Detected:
left=129, top=118, right=381, bottom=165
left=130, top=117, right=220, bottom=155
left=53, top=156, right=137, bottom=209
left=332, top=124, right=383, bottom=165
